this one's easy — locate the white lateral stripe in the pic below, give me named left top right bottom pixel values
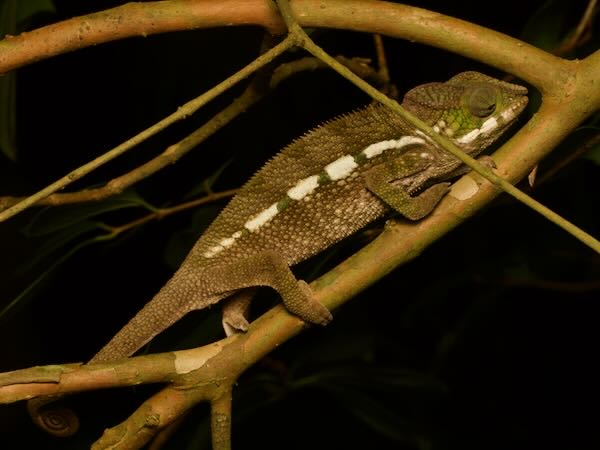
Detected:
left=287, top=175, right=319, bottom=200
left=480, top=117, right=498, bottom=134
left=220, top=237, right=236, bottom=248
left=325, top=155, right=358, bottom=180
left=457, top=114, right=504, bottom=144
left=244, top=203, right=279, bottom=231
left=456, top=128, right=480, bottom=144
left=361, top=136, right=425, bottom=159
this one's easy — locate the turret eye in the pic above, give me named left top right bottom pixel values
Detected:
left=468, top=86, right=497, bottom=118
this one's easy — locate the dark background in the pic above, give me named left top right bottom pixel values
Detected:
left=0, top=0, right=598, bottom=448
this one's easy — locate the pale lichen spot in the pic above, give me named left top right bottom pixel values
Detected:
left=450, top=175, right=479, bottom=200
left=444, top=128, right=454, bottom=137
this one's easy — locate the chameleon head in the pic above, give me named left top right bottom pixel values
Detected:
left=403, top=71, right=529, bottom=153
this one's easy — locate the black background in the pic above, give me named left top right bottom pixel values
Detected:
left=0, top=1, right=598, bottom=449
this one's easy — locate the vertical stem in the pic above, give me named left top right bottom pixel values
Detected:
left=211, top=390, right=233, bottom=450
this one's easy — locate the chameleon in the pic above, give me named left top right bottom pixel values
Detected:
left=89, top=71, right=528, bottom=364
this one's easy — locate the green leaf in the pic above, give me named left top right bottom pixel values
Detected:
left=183, top=159, right=232, bottom=199
left=0, top=0, right=17, bottom=161
left=164, top=204, right=221, bottom=269
left=520, top=0, right=571, bottom=50
left=583, top=139, right=600, bottom=165
left=294, top=367, right=446, bottom=394
left=320, top=384, right=431, bottom=447
left=0, top=0, right=56, bottom=161
left=17, top=0, right=56, bottom=23
left=18, top=220, right=104, bottom=272
left=22, top=190, right=156, bottom=237
left=0, top=233, right=106, bottom=321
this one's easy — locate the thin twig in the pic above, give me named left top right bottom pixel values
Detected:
left=0, top=37, right=295, bottom=223
left=556, top=0, right=598, bottom=55
left=107, top=188, right=239, bottom=236
left=276, top=0, right=600, bottom=254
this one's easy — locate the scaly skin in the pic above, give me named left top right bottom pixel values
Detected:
left=89, top=71, right=528, bottom=363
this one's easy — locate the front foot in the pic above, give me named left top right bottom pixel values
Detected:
left=286, top=280, right=333, bottom=326
left=403, top=182, right=451, bottom=220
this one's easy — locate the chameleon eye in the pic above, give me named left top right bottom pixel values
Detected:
left=468, top=86, right=497, bottom=117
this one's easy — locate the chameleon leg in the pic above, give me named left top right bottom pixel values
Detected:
left=364, top=158, right=450, bottom=220
left=200, top=251, right=332, bottom=326
left=221, top=288, right=257, bottom=335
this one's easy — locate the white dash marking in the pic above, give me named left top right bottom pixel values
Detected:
left=456, top=128, right=480, bottom=144
left=244, top=203, right=279, bottom=232
left=480, top=116, right=498, bottom=134
left=457, top=116, right=501, bottom=144
left=325, top=155, right=358, bottom=180
left=362, top=136, right=425, bottom=159
left=287, top=175, right=319, bottom=200
left=203, top=244, right=225, bottom=258
left=220, top=237, right=236, bottom=248
left=232, top=231, right=242, bottom=239
left=433, top=125, right=440, bottom=133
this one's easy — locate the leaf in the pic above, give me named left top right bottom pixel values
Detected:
left=183, top=159, right=233, bottom=199
left=0, top=233, right=106, bottom=321
left=164, top=204, right=221, bottom=269
left=0, top=0, right=56, bottom=161
left=320, top=383, right=431, bottom=447
left=520, top=0, right=571, bottom=50
left=18, top=220, right=104, bottom=272
left=0, top=0, right=17, bottom=161
left=16, top=0, right=56, bottom=23
left=294, top=366, right=446, bottom=394
left=22, top=190, right=155, bottom=237
left=583, top=140, right=600, bottom=165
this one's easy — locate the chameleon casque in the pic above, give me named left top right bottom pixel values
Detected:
left=89, top=71, right=528, bottom=364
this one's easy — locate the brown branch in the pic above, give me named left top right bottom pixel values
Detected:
left=0, top=36, right=296, bottom=222
left=1, top=0, right=599, bottom=447
left=536, top=132, right=600, bottom=186
left=107, top=188, right=239, bottom=236
left=0, top=55, right=379, bottom=212
left=0, top=0, right=285, bottom=75
left=555, top=0, right=598, bottom=55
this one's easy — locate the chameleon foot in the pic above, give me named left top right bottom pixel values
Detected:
left=403, top=182, right=451, bottom=220
left=284, top=280, right=333, bottom=326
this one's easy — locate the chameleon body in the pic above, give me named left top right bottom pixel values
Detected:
left=91, top=71, right=527, bottom=363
